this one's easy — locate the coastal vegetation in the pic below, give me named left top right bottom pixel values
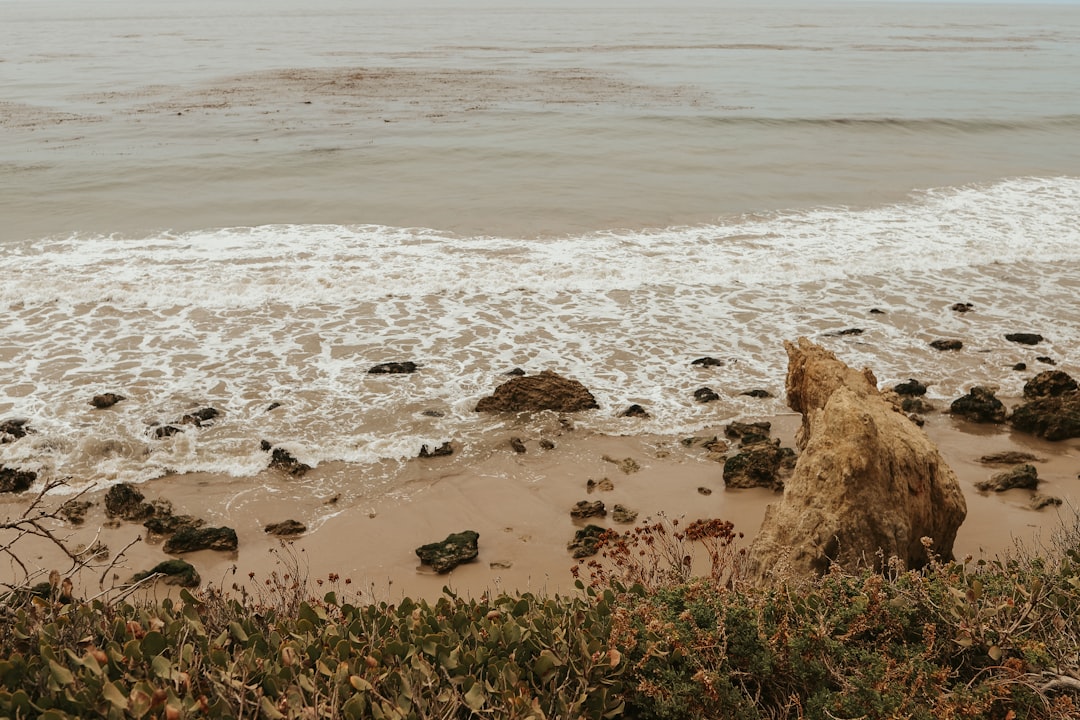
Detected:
left=2, top=509, right=1079, bottom=719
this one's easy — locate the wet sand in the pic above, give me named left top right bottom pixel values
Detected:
left=4, top=406, right=1077, bottom=605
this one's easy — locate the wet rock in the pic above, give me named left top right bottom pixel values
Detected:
left=505, top=367, right=526, bottom=376
left=950, top=387, right=1006, bottom=423
left=691, top=356, right=725, bottom=367
left=894, top=379, right=928, bottom=396
left=620, top=404, right=651, bottom=418
left=90, top=393, right=125, bottom=409
left=741, top=389, right=773, bottom=399
left=418, top=441, right=454, bottom=458
left=539, top=438, right=556, bottom=450
left=415, top=530, right=479, bottom=573
left=260, top=440, right=312, bottom=476
left=0, top=419, right=32, bottom=442
left=152, top=424, right=183, bottom=439
left=144, top=514, right=205, bottom=536
left=1036, top=356, right=1057, bottom=365
left=163, top=526, right=239, bottom=554
left=978, top=451, right=1043, bottom=465
left=747, top=338, right=967, bottom=581
left=1005, top=333, right=1044, bottom=346
left=567, top=525, right=607, bottom=558
left=368, top=361, right=418, bottom=374
left=266, top=402, right=282, bottom=412
left=59, top=499, right=93, bottom=525
left=131, top=560, right=201, bottom=588
left=975, top=464, right=1039, bottom=492
left=264, top=519, right=307, bottom=537
left=612, top=505, right=638, bottom=524
left=694, top=387, right=720, bottom=403
left=930, top=339, right=963, bottom=351
left=722, top=443, right=796, bottom=491
left=104, top=483, right=155, bottom=520
left=421, top=409, right=444, bottom=417
left=951, top=302, right=974, bottom=313
left=509, top=437, right=527, bottom=454
left=725, top=421, right=772, bottom=442
left=1013, top=363, right=1027, bottom=371
left=0, top=466, right=36, bottom=493
left=1023, top=370, right=1078, bottom=399
left=587, top=477, right=614, bottom=493
left=1009, top=392, right=1080, bottom=440
left=901, top=397, right=936, bottom=414
left=570, top=500, right=607, bottom=519
left=826, top=328, right=864, bottom=337
left=181, top=408, right=220, bottom=427
left=869, top=308, right=886, bottom=314
left=1031, top=494, right=1062, bottom=511
left=475, top=370, right=599, bottom=413
left=697, top=486, right=713, bottom=495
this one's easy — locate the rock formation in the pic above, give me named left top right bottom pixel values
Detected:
left=475, top=370, right=598, bottom=412
left=415, top=531, right=479, bottom=573
left=747, top=338, right=966, bottom=582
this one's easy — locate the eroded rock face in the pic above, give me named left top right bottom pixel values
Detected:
left=475, top=370, right=599, bottom=413
left=747, top=339, right=966, bottom=583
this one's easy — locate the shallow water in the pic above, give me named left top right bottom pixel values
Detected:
left=1, top=0, right=1078, bottom=494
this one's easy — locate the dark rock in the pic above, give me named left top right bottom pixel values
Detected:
left=1013, top=363, right=1027, bottom=371
left=0, top=418, right=32, bottom=442
left=264, top=519, right=307, bottom=537
left=893, top=379, right=928, bottom=396
left=741, top=389, right=773, bottom=399
left=978, top=451, right=1043, bottom=465
left=975, top=464, right=1039, bottom=492
left=1009, top=392, right=1080, bottom=440
left=1024, top=371, right=1078, bottom=399
left=59, top=499, right=92, bottom=525
left=869, top=308, right=886, bottom=314
left=951, top=302, right=974, bottom=313
left=90, top=393, right=125, bottom=409
left=611, top=505, right=638, bottom=524
left=697, top=486, right=713, bottom=495
left=144, top=514, right=204, bottom=536
left=691, top=357, right=725, bottom=367
left=266, top=402, right=282, bottom=412
left=539, top=439, right=556, bottom=450
left=475, top=370, right=599, bottom=413
left=1036, top=356, right=1057, bottom=365
left=421, top=409, right=445, bottom=417
left=131, top=560, right=201, bottom=588
left=509, top=437, right=527, bottom=454
left=419, top=441, right=454, bottom=458
left=694, top=387, right=720, bottom=403
left=415, top=530, right=479, bottom=573
left=104, top=483, right=155, bottom=520
left=722, top=444, right=796, bottom=491
left=570, top=500, right=607, bottom=519
left=0, top=466, right=36, bottom=494
left=505, top=367, right=526, bottom=376
left=587, top=477, right=614, bottom=493
left=826, top=328, right=863, bottom=337
left=949, top=387, right=1006, bottom=423
left=725, top=421, right=772, bottom=441
left=1031, top=494, right=1062, bottom=511
left=901, top=397, right=935, bottom=414
left=260, top=440, right=312, bottom=476
left=181, top=407, right=220, bottom=427
left=152, top=424, right=183, bottom=439
left=567, top=525, right=607, bottom=559
left=164, top=526, right=238, bottom=554
left=1005, top=333, right=1044, bottom=346
left=620, top=404, right=651, bottom=418
left=368, top=361, right=418, bottom=374
left=930, top=339, right=963, bottom=351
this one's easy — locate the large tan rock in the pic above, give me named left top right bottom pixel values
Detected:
left=747, top=339, right=966, bottom=582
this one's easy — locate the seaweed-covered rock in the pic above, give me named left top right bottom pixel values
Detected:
left=475, top=370, right=599, bottom=413
left=415, top=530, right=479, bottom=573
left=90, top=393, right=125, bottom=409
left=163, top=526, right=238, bottom=554
left=950, top=387, right=1006, bottom=424
left=264, top=520, right=307, bottom=536
left=567, top=525, right=607, bottom=559
left=1009, top=392, right=1080, bottom=441
left=1023, top=370, right=1078, bottom=399
left=722, top=443, right=796, bottom=491
left=0, top=466, right=36, bottom=494
left=975, top=464, right=1039, bottom=492
left=368, top=361, right=418, bottom=374
left=131, top=560, right=201, bottom=587
left=1005, top=333, right=1044, bottom=346
left=104, top=483, right=156, bottom=520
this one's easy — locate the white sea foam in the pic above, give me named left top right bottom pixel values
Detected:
left=1, top=177, right=1078, bottom=490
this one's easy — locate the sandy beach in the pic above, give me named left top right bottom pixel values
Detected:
left=5, top=398, right=1077, bottom=605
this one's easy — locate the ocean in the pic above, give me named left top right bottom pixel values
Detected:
left=2, top=0, right=1079, bottom=499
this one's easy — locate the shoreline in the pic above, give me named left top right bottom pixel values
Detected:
left=4, top=406, right=1077, bottom=604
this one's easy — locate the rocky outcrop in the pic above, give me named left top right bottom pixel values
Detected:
left=163, top=526, right=238, bottom=554
left=975, top=464, right=1039, bottom=492
left=722, top=444, right=796, bottom=491
left=950, top=387, right=1006, bottom=424
left=415, top=530, right=479, bottom=573
left=104, top=483, right=156, bottom=520
left=475, top=371, right=598, bottom=413
left=1023, top=370, right=1077, bottom=399
left=1009, top=392, right=1080, bottom=441
left=747, top=339, right=967, bottom=582
left=567, top=525, right=606, bottom=558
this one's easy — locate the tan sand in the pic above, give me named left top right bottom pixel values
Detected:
left=2, top=410, right=1077, bottom=605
